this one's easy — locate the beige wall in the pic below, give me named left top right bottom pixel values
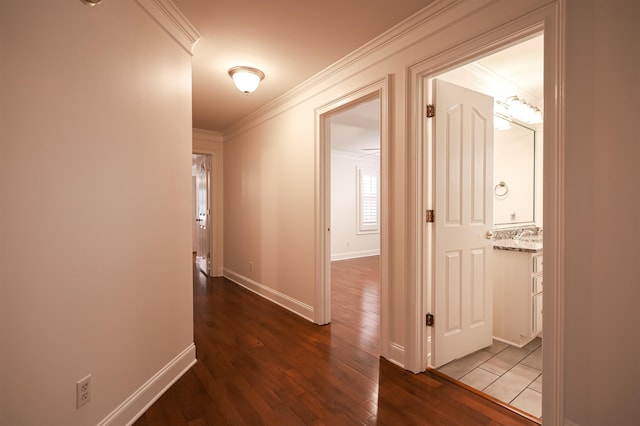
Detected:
left=224, top=109, right=317, bottom=305
left=0, top=2, right=195, bottom=425
left=564, top=1, right=640, bottom=424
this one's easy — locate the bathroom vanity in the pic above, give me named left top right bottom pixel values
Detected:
left=492, top=238, right=543, bottom=347
left=490, top=106, right=543, bottom=347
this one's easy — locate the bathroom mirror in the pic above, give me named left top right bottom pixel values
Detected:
left=493, top=118, right=536, bottom=226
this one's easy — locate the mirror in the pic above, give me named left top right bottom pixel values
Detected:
left=493, top=118, right=536, bottom=226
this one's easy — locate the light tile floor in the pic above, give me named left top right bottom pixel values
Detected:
left=438, top=337, right=542, bottom=418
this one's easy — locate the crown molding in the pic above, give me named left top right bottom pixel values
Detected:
left=222, top=0, right=462, bottom=139
left=136, top=0, right=201, bottom=55
left=193, top=128, right=224, bottom=143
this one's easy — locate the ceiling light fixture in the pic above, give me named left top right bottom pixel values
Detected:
left=80, top=0, right=103, bottom=6
left=228, top=66, right=265, bottom=94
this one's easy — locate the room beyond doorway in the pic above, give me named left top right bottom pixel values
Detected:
left=316, top=78, right=390, bottom=332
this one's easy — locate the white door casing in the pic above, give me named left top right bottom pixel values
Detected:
left=432, top=79, right=494, bottom=367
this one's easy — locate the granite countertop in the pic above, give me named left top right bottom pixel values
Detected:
left=493, top=238, right=543, bottom=253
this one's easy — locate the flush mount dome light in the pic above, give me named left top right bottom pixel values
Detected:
left=228, top=66, right=265, bottom=94
left=80, top=0, right=103, bottom=6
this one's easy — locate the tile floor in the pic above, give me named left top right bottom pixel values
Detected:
left=437, top=337, right=542, bottom=418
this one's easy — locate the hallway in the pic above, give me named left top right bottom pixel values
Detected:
left=134, top=257, right=537, bottom=425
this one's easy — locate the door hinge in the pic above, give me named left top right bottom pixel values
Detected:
left=426, top=104, right=435, bottom=118
left=426, top=313, right=434, bottom=327
left=426, top=209, right=435, bottom=223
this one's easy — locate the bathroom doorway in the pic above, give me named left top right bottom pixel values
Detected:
left=427, top=34, right=545, bottom=418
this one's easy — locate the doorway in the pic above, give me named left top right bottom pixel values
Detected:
left=192, top=153, right=212, bottom=276
left=315, top=77, right=391, bottom=359
left=327, top=96, right=382, bottom=359
left=424, top=34, right=545, bottom=418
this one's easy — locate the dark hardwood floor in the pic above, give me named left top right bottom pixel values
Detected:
left=134, top=256, right=537, bottom=425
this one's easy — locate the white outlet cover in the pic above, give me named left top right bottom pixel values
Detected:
left=76, top=375, right=91, bottom=409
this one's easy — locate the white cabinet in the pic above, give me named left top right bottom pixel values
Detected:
left=493, top=249, right=543, bottom=347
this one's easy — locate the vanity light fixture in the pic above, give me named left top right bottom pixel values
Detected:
left=529, top=106, right=543, bottom=124
left=502, top=96, right=543, bottom=124
left=228, top=66, right=265, bottom=94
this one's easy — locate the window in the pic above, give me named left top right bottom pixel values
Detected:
left=357, top=167, right=379, bottom=234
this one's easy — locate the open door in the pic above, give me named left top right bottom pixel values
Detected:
left=194, top=154, right=211, bottom=276
left=432, top=79, right=494, bottom=367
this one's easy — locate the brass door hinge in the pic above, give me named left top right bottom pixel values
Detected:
left=426, top=313, right=434, bottom=327
left=426, top=104, right=435, bottom=118
left=426, top=209, right=435, bottom=223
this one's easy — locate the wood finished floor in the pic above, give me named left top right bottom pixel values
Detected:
left=134, top=256, right=537, bottom=425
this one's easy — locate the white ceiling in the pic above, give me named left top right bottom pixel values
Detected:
left=329, top=98, right=381, bottom=155
left=172, top=0, right=436, bottom=132
left=475, top=35, right=544, bottom=103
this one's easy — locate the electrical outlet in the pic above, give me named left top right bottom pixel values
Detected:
left=76, top=375, right=91, bottom=409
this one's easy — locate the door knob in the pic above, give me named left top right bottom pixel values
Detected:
left=485, top=231, right=494, bottom=239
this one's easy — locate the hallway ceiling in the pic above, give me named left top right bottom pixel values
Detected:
left=173, top=0, right=436, bottom=132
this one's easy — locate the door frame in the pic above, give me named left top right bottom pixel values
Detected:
left=193, top=130, right=224, bottom=277
left=406, top=9, right=565, bottom=424
left=314, top=76, right=391, bottom=357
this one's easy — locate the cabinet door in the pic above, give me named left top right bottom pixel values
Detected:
left=533, top=293, right=543, bottom=334
left=534, top=255, right=543, bottom=273
left=533, top=275, right=543, bottom=293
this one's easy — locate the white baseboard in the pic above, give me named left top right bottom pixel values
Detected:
left=98, top=343, right=197, bottom=426
left=386, top=342, right=405, bottom=368
left=331, top=249, right=380, bottom=261
left=224, top=269, right=314, bottom=322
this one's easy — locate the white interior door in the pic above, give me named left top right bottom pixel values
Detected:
left=432, top=79, right=494, bottom=367
left=195, top=155, right=211, bottom=276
